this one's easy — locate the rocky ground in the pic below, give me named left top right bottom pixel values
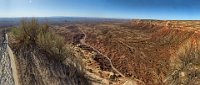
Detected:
left=0, top=40, right=15, bottom=85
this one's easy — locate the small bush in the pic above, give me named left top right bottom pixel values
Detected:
left=11, top=18, right=71, bottom=61
left=10, top=18, right=90, bottom=85
left=165, top=40, right=200, bottom=85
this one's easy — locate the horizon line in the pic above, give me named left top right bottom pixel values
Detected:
left=0, top=16, right=132, bottom=20
left=0, top=16, right=200, bottom=21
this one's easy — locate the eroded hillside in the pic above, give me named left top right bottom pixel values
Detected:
left=53, top=20, right=200, bottom=85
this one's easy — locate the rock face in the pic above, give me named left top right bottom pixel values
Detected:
left=0, top=32, right=19, bottom=85
left=0, top=46, right=15, bottom=85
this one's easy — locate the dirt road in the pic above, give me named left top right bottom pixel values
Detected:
left=7, top=46, right=20, bottom=85
left=78, top=27, right=126, bottom=78
left=77, top=26, right=146, bottom=85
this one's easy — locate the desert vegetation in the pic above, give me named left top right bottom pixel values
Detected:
left=164, top=31, right=200, bottom=85
left=9, top=18, right=90, bottom=85
left=11, top=19, right=70, bottom=61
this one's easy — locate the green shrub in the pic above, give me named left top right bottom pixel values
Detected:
left=11, top=18, right=69, bottom=61
left=10, top=18, right=90, bottom=85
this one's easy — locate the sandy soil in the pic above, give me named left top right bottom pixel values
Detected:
left=7, top=46, right=20, bottom=85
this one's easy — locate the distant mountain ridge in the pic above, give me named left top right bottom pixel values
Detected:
left=0, top=17, right=130, bottom=28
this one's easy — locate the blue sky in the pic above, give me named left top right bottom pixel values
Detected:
left=0, top=0, right=200, bottom=20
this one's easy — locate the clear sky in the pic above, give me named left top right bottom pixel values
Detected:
left=0, top=0, right=200, bottom=20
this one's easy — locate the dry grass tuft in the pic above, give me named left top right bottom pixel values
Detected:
left=9, top=18, right=91, bottom=85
